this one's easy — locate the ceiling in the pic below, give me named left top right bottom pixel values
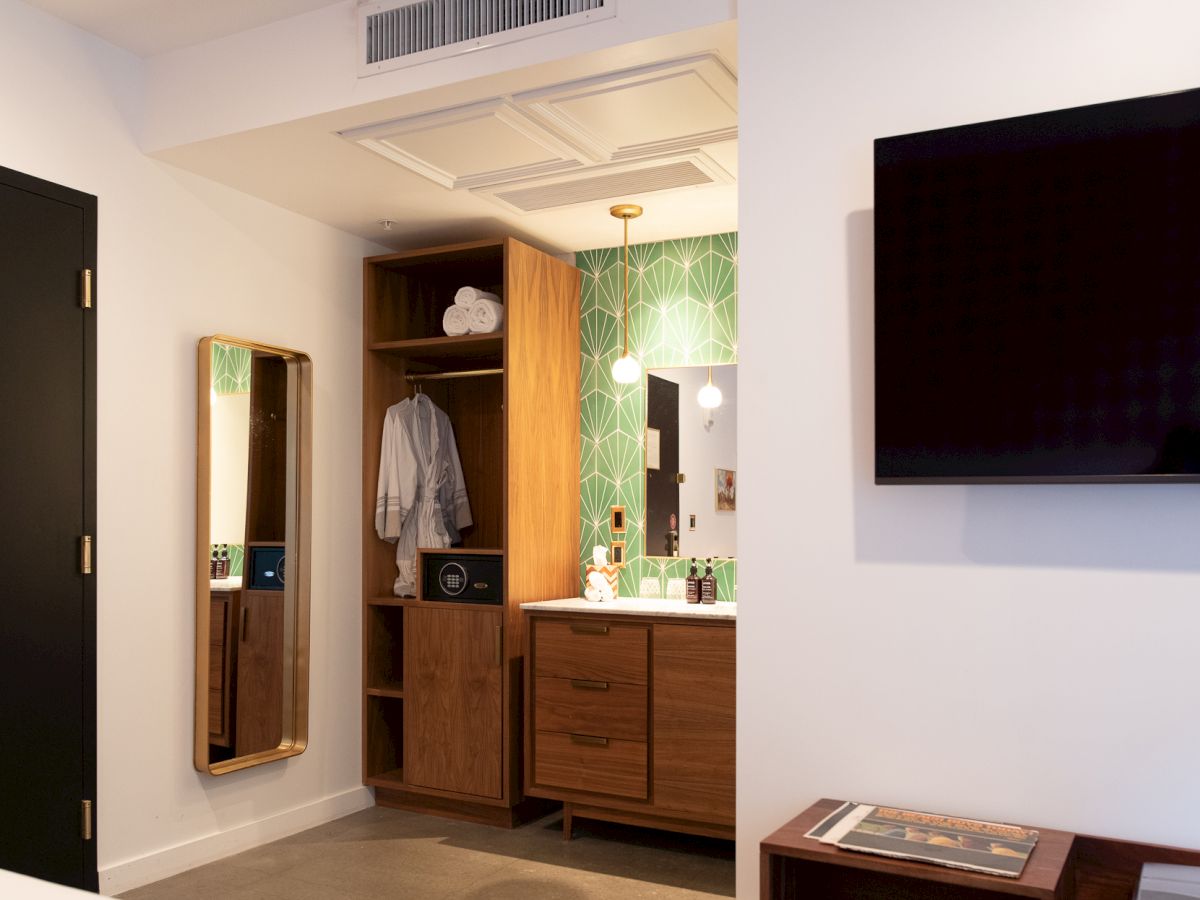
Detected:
left=23, top=0, right=341, bottom=56
left=154, top=22, right=738, bottom=255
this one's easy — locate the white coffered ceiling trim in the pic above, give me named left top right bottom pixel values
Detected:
left=339, top=98, right=591, bottom=190
left=337, top=51, right=737, bottom=207
left=514, top=53, right=737, bottom=162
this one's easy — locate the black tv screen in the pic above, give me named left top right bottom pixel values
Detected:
left=875, top=87, right=1200, bottom=483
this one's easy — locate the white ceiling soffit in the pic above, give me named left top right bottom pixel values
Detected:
left=339, top=52, right=737, bottom=213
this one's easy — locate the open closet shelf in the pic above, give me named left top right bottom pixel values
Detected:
left=365, top=768, right=405, bottom=790
left=368, top=332, right=503, bottom=363
left=365, top=686, right=405, bottom=699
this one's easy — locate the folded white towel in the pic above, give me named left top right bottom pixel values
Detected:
left=454, top=286, right=501, bottom=308
left=443, top=305, right=470, bottom=336
left=468, top=298, right=504, bottom=333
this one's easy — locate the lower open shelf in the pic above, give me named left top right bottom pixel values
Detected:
left=365, top=767, right=405, bottom=790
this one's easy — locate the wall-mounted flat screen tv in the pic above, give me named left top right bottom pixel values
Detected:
left=875, top=87, right=1200, bottom=483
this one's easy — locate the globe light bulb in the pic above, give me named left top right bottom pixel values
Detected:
left=611, top=353, right=641, bottom=384
left=697, top=380, right=723, bottom=409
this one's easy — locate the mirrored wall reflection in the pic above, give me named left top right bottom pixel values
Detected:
left=196, top=336, right=312, bottom=775
left=644, top=365, right=737, bottom=560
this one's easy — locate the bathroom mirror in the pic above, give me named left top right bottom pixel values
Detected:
left=195, top=335, right=312, bottom=775
left=644, top=364, right=737, bottom=560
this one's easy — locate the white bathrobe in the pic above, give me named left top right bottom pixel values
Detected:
left=375, top=394, right=473, bottom=596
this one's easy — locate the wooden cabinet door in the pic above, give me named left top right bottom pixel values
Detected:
left=405, top=607, right=503, bottom=799
left=235, top=591, right=285, bottom=756
left=652, top=624, right=736, bottom=821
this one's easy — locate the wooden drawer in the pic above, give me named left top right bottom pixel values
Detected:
left=535, top=677, right=647, bottom=741
left=534, top=731, right=647, bottom=800
left=534, top=620, right=648, bottom=684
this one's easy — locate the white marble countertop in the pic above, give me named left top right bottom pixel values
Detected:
left=520, top=597, right=736, bottom=620
left=210, top=575, right=243, bottom=592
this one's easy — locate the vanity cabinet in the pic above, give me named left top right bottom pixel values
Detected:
left=360, top=238, right=580, bottom=826
left=524, top=603, right=736, bottom=840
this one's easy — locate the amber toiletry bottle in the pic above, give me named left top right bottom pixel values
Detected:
left=210, top=545, right=218, bottom=579
left=686, top=558, right=700, bottom=603
left=701, top=558, right=717, bottom=604
left=219, top=545, right=230, bottom=579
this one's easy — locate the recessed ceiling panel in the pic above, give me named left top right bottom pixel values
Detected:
left=516, top=53, right=737, bottom=161
left=340, top=100, right=587, bottom=189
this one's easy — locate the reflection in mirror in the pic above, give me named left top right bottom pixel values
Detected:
left=645, top=365, right=737, bottom=560
left=195, top=336, right=311, bottom=775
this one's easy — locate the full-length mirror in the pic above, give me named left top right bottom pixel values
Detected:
left=195, top=336, right=312, bottom=775
left=645, top=364, right=737, bottom=560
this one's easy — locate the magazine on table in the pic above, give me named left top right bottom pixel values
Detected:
left=805, top=802, right=1039, bottom=879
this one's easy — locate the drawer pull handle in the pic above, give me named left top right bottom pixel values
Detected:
left=570, top=623, right=609, bottom=635
left=570, top=734, right=609, bottom=747
left=570, top=680, right=609, bottom=691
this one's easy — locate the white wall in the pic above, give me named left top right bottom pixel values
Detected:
left=739, top=1, right=1200, bottom=896
left=0, top=0, right=383, bottom=891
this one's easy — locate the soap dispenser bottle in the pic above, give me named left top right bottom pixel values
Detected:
left=686, top=558, right=700, bottom=603
left=210, top=545, right=218, bottom=579
left=700, top=558, right=717, bottom=604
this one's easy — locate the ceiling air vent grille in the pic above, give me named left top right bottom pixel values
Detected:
left=362, top=0, right=613, bottom=72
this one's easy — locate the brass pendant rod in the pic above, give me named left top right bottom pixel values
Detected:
left=623, top=214, right=630, bottom=356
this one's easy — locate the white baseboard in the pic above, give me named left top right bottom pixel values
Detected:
left=99, top=786, right=373, bottom=896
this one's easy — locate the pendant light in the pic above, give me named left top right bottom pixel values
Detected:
left=610, top=203, right=643, bottom=384
left=697, top=365, right=723, bottom=409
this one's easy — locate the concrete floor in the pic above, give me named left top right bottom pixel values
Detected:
left=117, top=806, right=735, bottom=899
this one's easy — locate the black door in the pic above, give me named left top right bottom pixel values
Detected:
left=646, top=373, right=680, bottom=556
left=0, top=166, right=97, bottom=891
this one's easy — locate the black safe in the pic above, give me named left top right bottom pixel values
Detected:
left=421, top=552, right=503, bottom=604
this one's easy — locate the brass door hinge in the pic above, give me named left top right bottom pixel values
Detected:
left=81, top=800, right=93, bottom=840
left=80, top=535, right=92, bottom=575
left=81, top=269, right=93, bottom=309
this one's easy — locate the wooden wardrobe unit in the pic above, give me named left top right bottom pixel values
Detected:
left=361, top=238, right=580, bottom=825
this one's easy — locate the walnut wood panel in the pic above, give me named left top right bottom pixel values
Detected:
left=534, top=677, right=647, bottom=741
left=760, top=799, right=1073, bottom=900
left=534, top=732, right=647, bottom=800
left=504, top=238, right=581, bottom=802
left=653, top=623, right=735, bottom=822
left=534, top=620, right=649, bottom=684
left=365, top=695, right=403, bottom=779
left=405, top=606, right=503, bottom=798
left=366, top=605, right=403, bottom=692
left=444, top=374, right=503, bottom=549
left=207, top=593, right=236, bottom=746
left=244, top=353, right=288, bottom=544
left=234, top=591, right=285, bottom=757
left=365, top=241, right=504, bottom=344
left=1072, top=833, right=1200, bottom=900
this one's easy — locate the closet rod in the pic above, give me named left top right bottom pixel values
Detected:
left=405, top=367, right=503, bottom=383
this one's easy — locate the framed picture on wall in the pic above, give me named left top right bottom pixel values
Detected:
left=715, top=468, right=736, bottom=512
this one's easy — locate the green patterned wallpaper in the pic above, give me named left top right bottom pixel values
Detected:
left=212, top=343, right=252, bottom=395
left=211, top=343, right=251, bottom=577
left=578, top=232, right=738, bottom=601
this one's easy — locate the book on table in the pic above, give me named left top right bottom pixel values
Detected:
left=805, top=801, right=1039, bottom=879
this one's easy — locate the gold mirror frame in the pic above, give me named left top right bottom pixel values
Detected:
left=194, top=335, right=313, bottom=775
left=642, top=361, right=737, bottom=562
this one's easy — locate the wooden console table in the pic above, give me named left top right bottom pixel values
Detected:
left=760, top=799, right=1075, bottom=900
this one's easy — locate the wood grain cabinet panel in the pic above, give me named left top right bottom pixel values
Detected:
left=534, top=677, right=647, bottom=741
left=534, top=732, right=647, bottom=799
left=652, top=623, right=736, bottom=822
left=534, top=621, right=648, bottom=684
left=234, top=591, right=284, bottom=757
left=405, top=606, right=503, bottom=799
